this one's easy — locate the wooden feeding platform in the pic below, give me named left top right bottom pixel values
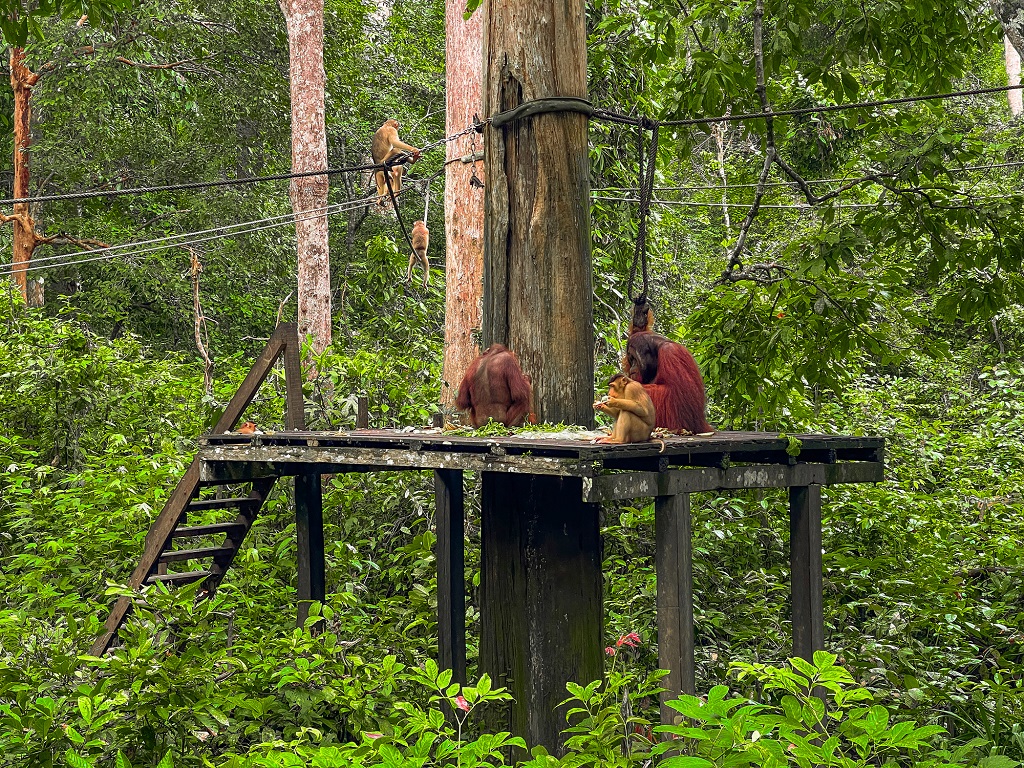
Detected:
left=198, top=427, right=884, bottom=748
left=90, top=326, right=885, bottom=752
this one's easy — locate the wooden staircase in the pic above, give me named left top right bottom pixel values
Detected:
left=90, top=324, right=304, bottom=656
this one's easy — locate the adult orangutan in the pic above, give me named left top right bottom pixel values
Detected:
left=455, top=344, right=534, bottom=428
left=625, top=330, right=713, bottom=434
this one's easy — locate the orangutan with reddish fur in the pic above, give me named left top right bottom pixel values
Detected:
left=455, top=344, right=534, bottom=428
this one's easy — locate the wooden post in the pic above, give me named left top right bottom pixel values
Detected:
left=296, top=473, right=326, bottom=629
left=789, top=484, right=824, bottom=661
left=655, top=493, right=695, bottom=724
left=435, top=469, right=466, bottom=684
left=479, top=473, right=602, bottom=752
left=356, top=396, right=369, bottom=429
left=482, top=0, right=594, bottom=426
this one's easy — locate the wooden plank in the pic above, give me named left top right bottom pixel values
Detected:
left=201, top=430, right=885, bottom=460
left=435, top=469, right=467, bottom=685
left=212, top=324, right=289, bottom=434
left=295, top=473, right=326, bottom=630
left=479, top=474, right=602, bottom=751
left=158, top=545, right=233, bottom=563
left=790, top=485, right=824, bottom=662
left=655, top=493, right=695, bottom=726
left=583, top=462, right=883, bottom=503
left=146, top=570, right=210, bottom=585
left=186, top=497, right=261, bottom=512
left=172, top=522, right=246, bottom=538
left=282, top=323, right=305, bottom=431
left=198, top=445, right=597, bottom=478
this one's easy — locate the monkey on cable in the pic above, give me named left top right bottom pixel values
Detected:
left=371, top=119, right=420, bottom=209
left=407, top=220, right=430, bottom=289
left=594, top=374, right=664, bottom=449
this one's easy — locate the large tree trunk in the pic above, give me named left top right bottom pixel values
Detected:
left=9, top=48, right=40, bottom=305
left=1007, top=35, right=1023, bottom=116
left=441, top=1, right=485, bottom=408
left=992, top=0, right=1024, bottom=58
left=279, top=0, right=330, bottom=354
left=481, top=0, right=594, bottom=426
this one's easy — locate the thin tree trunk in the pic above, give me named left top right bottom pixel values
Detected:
left=1007, top=35, right=1023, bottom=116
left=9, top=48, right=40, bottom=305
left=441, top=1, right=485, bottom=409
left=279, top=0, right=330, bottom=354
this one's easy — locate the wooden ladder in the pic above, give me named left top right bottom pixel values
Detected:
left=89, top=323, right=305, bottom=656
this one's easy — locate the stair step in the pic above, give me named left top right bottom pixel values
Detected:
left=172, top=522, right=247, bottom=538
left=187, top=497, right=260, bottom=512
left=146, top=570, right=211, bottom=586
left=158, top=546, right=235, bottom=564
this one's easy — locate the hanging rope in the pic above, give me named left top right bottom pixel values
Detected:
left=422, top=181, right=431, bottom=223
left=383, top=166, right=416, bottom=256
left=627, top=118, right=659, bottom=305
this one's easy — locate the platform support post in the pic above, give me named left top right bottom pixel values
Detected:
left=435, top=469, right=466, bottom=685
left=480, top=473, right=602, bottom=753
left=296, top=473, right=325, bottom=629
left=656, top=493, right=695, bottom=724
left=789, top=484, right=824, bottom=662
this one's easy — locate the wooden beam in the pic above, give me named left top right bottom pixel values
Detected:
left=790, top=484, right=824, bottom=662
left=356, top=396, right=369, bottom=429
left=282, top=323, right=304, bottom=431
left=583, top=462, right=883, bottom=502
left=199, top=445, right=596, bottom=479
left=655, top=493, right=694, bottom=725
left=296, top=473, right=326, bottom=629
left=435, top=469, right=466, bottom=685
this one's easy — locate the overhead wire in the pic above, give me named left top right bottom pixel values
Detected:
left=591, top=160, right=1024, bottom=195
left=0, top=194, right=382, bottom=277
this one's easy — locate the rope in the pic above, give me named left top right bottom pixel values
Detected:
left=596, top=83, right=1024, bottom=128
left=422, top=181, right=431, bottom=223
left=382, top=168, right=416, bottom=256
left=627, top=119, right=659, bottom=303
left=591, top=159, right=1024, bottom=193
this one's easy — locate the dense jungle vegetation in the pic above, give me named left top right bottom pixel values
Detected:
left=3, top=0, right=1024, bottom=765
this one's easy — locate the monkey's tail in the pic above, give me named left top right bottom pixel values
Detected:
left=655, top=438, right=666, bottom=453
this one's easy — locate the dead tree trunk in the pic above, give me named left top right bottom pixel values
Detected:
left=481, top=0, right=593, bottom=426
left=441, top=1, right=485, bottom=409
left=8, top=48, right=40, bottom=305
left=279, top=0, right=331, bottom=354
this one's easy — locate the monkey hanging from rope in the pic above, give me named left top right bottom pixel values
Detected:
left=407, top=220, right=430, bottom=289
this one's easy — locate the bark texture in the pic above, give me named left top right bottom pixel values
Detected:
left=9, top=48, right=40, bottom=305
left=441, top=2, right=485, bottom=408
left=1007, top=35, right=1023, bottom=116
left=280, top=0, right=331, bottom=353
left=482, top=0, right=594, bottom=426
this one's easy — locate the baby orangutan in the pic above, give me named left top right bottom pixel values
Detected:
left=593, top=374, right=663, bottom=449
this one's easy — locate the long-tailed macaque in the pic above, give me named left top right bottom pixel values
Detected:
left=371, top=119, right=420, bottom=209
left=408, top=220, right=430, bottom=289
left=594, top=374, right=660, bottom=447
